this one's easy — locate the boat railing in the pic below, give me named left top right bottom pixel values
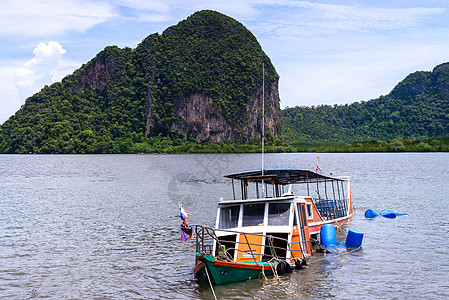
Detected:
left=194, top=225, right=314, bottom=266
left=313, top=198, right=349, bottom=220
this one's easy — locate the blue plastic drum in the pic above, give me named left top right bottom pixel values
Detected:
left=320, top=224, right=336, bottom=246
left=345, top=229, right=364, bottom=247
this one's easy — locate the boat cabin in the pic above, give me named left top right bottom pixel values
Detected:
left=211, top=169, right=353, bottom=264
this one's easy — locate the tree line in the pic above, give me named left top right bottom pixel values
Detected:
left=282, top=63, right=449, bottom=145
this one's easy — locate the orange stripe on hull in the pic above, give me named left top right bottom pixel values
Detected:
left=212, top=260, right=269, bottom=270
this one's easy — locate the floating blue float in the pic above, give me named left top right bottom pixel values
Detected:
left=364, top=209, right=379, bottom=218
left=365, top=209, right=408, bottom=218
left=345, top=229, right=364, bottom=247
left=380, top=210, right=397, bottom=218
left=320, top=224, right=336, bottom=246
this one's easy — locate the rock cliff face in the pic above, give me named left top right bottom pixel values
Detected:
left=169, top=82, right=280, bottom=143
left=169, top=80, right=280, bottom=143
left=171, top=93, right=229, bottom=142
left=74, top=52, right=114, bottom=92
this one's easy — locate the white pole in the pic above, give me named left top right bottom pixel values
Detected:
left=262, top=62, right=265, bottom=198
left=262, top=62, right=265, bottom=177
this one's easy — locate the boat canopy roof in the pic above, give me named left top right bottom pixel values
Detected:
left=224, top=168, right=347, bottom=185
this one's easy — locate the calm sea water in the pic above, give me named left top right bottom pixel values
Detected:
left=1, top=153, right=448, bottom=299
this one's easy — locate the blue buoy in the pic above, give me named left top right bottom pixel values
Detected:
left=380, top=210, right=397, bottom=218
left=366, top=209, right=408, bottom=219
left=345, top=229, right=364, bottom=247
left=320, top=224, right=336, bottom=246
left=381, top=212, right=396, bottom=218
left=364, top=209, right=379, bottom=218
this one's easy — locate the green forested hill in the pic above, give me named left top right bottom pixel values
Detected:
left=282, top=62, right=449, bottom=145
left=0, top=10, right=278, bottom=154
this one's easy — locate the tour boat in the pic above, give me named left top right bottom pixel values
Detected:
left=194, top=168, right=353, bottom=285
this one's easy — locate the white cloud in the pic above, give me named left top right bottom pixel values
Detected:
left=0, top=42, right=80, bottom=124
left=253, top=1, right=446, bottom=37
left=118, top=0, right=170, bottom=13
left=0, top=65, right=21, bottom=124
left=0, top=0, right=117, bottom=37
left=116, top=0, right=172, bottom=22
left=135, top=13, right=172, bottom=23
left=194, top=0, right=261, bottom=19
left=15, top=42, right=68, bottom=100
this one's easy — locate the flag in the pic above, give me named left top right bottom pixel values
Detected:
left=316, top=163, right=321, bottom=173
left=180, top=205, right=189, bottom=220
left=179, top=205, right=193, bottom=241
left=180, top=229, right=187, bottom=241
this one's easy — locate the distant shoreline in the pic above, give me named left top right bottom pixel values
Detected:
left=1, top=136, right=448, bottom=154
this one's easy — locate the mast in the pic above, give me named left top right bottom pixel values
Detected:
left=262, top=62, right=265, bottom=177
left=262, top=62, right=265, bottom=197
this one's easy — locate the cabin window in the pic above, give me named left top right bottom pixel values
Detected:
left=268, top=203, right=290, bottom=226
left=219, top=205, right=240, bottom=229
left=306, top=203, right=314, bottom=220
left=242, top=204, right=265, bottom=227
left=216, top=234, right=236, bottom=259
left=263, top=233, right=288, bottom=261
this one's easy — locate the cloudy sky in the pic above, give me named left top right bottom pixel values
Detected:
left=1, top=0, right=449, bottom=123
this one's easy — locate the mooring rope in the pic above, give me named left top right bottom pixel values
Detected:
left=266, top=258, right=280, bottom=281
left=204, top=266, right=218, bottom=300
left=260, top=265, right=268, bottom=281
left=307, top=245, right=362, bottom=266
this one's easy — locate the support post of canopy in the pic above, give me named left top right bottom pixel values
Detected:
left=331, top=180, right=337, bottom=219
left=306, top=173, right=310, bottom=196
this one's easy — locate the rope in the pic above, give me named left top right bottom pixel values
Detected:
left=204, top=266, right=218, bottom=300
left=217, top=245, right=233, bottom=262
left=223, top=248, right=233, bottom=262
left=266, top=258, right=280, bottom=281
left=307, top=245, right=362, bottom=266
left=335, top=222, right=343, bottom=232
left=260, top=265, right=268, bottom=281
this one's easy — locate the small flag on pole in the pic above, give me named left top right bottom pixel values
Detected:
left=180, top=205, right=189, bottom=220
left=179, top=205, right=193, bottom=240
